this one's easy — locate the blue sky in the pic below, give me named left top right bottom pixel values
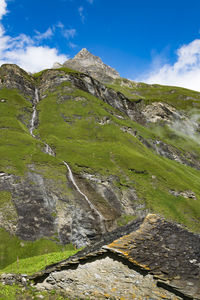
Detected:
left=1, top=0, right=200, bottom=91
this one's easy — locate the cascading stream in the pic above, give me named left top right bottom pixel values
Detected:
left=29, top=88, right=39, bottom=137
left=63, top=161, right=105, bottom=231
left=29, top=88, right=55, bottom=156
left=29, top=88, right=105, bottom=232
left=44, top=143, right=56, bottom=157
left=29, top=109, right=36, bottom=137
left=35, top=88, right=39, bottom=103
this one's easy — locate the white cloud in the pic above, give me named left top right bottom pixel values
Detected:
left=0, top=0, right=7, bottom=20
left=87, top=0, right=94, bottom=4
left=2, top=46, right=67, bottom=73
left=0, top=1, right=68, bottom=72
left=139, top=39, right=200, bottom=92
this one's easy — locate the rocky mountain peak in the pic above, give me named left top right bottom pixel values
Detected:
left=74, top=48, right=94, bottom=60
left=62, top=48, right=120, bottom=83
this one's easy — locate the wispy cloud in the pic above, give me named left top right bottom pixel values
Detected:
left=138, top=39, right=200, bottom=92
left=55, top=22, right=76, bottom=40
left=63, top=28, right=76, bottom=39
left=87, top=0, right=94, bottom=4
left=0, top=0, right=7, bottom=20
left=34, top=27, right=53, bottom=41
left=69, top=42, right=77, bottom=49
left=78, top=6, right=85, bottom=23
left=0, top=1, right=68, bottom=72
left=170, top=111, right=200, bottom=145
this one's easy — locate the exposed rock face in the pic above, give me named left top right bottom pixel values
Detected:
left=39, top=69, right=145, bottom=123
left=0, top=64, right=35, bottom=99
left=169, top=189, right=197, bottom=199
left=138, top=135, right=200, bottom=170
left=63, top=48, right=120, bottom=83
left=52, top=62, right=62, bottom=69
left=0, top=165, right=135, bottom=247
left=142, top=102, right=182, bottom=124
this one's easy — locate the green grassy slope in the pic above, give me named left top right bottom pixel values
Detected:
left=0, top=228, right=77, bottom=269
left=1, top=67, right=200, bottom=276
left=0, top=88, right=64, bottom=175
left=1, top=246, right=78, bottom=275
left=108, top=78, right=200, bottom=110
left=36, top=80, right=200, bottom=232
left=0, top=87, right=75, bottom=268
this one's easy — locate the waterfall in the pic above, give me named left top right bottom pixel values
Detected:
left=29, top=88, right=40, bottom=137
left=63, top=161, right=105, bottom=231
left=35, top=88, right=39, bottom=103
left=30, top=107, right=36, bottom=137
left=44, top=143, right=56, bottom=157
left=30, top=88, right=56, bottom=155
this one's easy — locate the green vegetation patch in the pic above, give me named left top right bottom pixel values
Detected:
left=0, top=283, right=66, bottom=300
left=33, top=67, right=80, bottom=80
left=0, top=191, right=12, bottom=208
left=0, top=228, right=76, bottom=269
left=109, top=78, right=200, bottom=110
left=0, top=283, right=18, bottom=300
left=2, top=248, right=78, bottom=275
left=117, top=214, right=137, bottom=226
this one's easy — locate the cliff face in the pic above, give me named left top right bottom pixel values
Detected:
left=1, top=50, right=200, bottom=268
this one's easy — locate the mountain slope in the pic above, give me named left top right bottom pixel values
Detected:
left=0, top=51, right=200, bottom=269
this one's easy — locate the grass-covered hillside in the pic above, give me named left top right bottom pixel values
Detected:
left=0, top=63, right=200, bottom=278
left=108, top=77, right=200, bottom=110
left=36, top=71, right=200, bottom=231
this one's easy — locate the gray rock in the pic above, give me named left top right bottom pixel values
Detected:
left=63, top=48, right=120, bottom=84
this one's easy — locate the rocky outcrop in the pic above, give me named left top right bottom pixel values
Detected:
left=0, top=164, right=142, bottom=247
left=138, top=135, right=200, bottom=170
left=63, top=48, right=120, bottom=83
left=0, top=64, right=35, bottom=99
left=169, top=189, right=197, bottom=199
left=142, top=102, right=183, bottom=124
left=39, top=69, right=145, bottom=123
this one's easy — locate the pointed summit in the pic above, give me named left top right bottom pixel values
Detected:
left=63, top=48, right=120, bottom=83
left=74, top=48, right=92, bottom=59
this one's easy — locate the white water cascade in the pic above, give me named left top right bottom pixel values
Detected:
left=30, top=89, right=39, bottom=137
left=35, top=88, right=39, bottom=103
left=29, top=89, right=56, bottom=156
left=63, top=161, right=105, bottom=231
left=44, top=143, right=56, bottom=157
